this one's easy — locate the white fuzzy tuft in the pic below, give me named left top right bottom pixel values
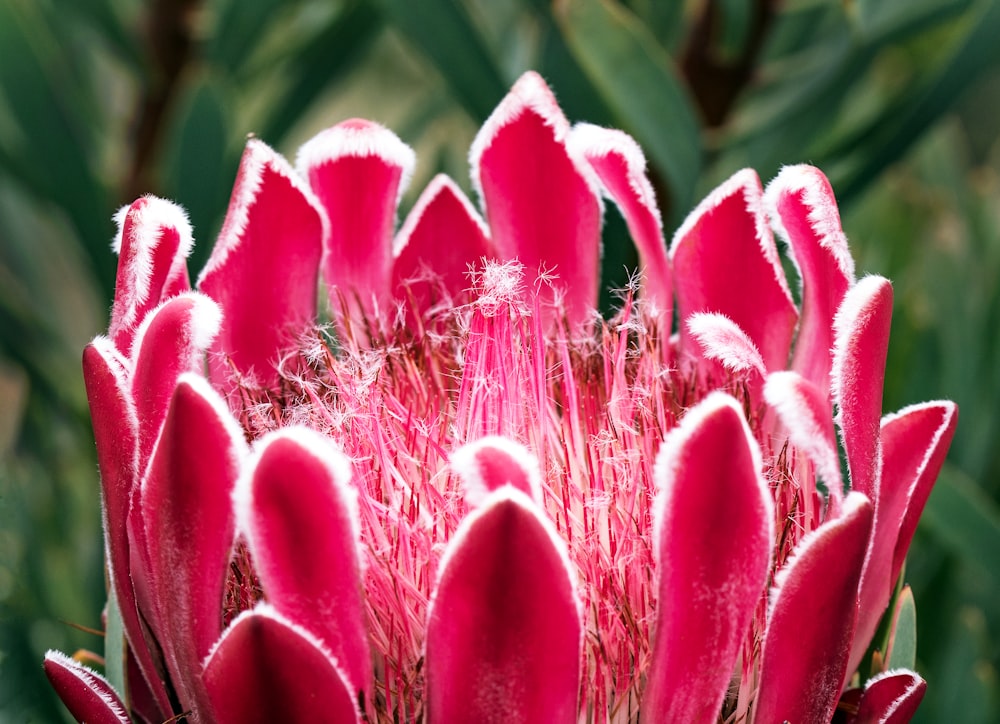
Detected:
left=393, top=174, right=490, bottom=258
left=450, top=435, right=544, bottom=508
left=44, top=650, right=130, bottom=723
left=198, top=139, right=329, bottom=286
left=764, top=164, right=856, bottom=284
left=686, top=312, right=767, bottom=377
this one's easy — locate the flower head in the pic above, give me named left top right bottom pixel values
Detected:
left=46, top=72, right=955, bottom=724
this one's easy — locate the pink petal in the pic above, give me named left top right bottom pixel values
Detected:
left=765, top=165, right=855, bottom=393
left=236, top=427, right=371, bottom=698
left=297, top=119, right=415, bottom=323
left=643, top=392, right=773, bottom=721
left=140, top=373, right=247, bottom=719
left=109, top=196, right=193, bottom=355
left=755, top=492, right=874, bottom=724
left=198, top=138, right=326, bottom=389
left=425, top=488, right=581, bottom=723
left=670, top=168, right=797, bottom=372
left=849, top=401, right=956, bottom=674
left=853, top=670, right=926, bottom=724
left=686, top=312, right=767, bottom=378
left=129, top=291, right=222, bottom=462
left=449, top=435, right=544, bottom=508
left=82, top=339, right=173, bottom=717
left=764, top=370, right=843, bottom=498
left=885, top=401, right=957, bottom=584
left=44, top=650, right=129, bottom=724
left=568, top=123, right=671, bottom=315
left=392, top=174, right=494, bottom=323
left=470, top=71, right=602, bottom=329
left=832, top=276, right=893, bottom=500
left=203, top=604, right=360, bottom=724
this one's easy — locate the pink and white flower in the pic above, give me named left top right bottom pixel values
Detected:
left=46, top=72, right=955, bottom=723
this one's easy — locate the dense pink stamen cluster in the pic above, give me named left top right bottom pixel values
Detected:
left=226, top=264, right=811, bottom=721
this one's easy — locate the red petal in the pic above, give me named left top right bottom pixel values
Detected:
left=203, top=605, right=360, bottom=724
left=470, top=71, right=602, bottom=329
left=853, top=670, right=926, bottom=724
left=425, top=488, right=581, bottom=723
left=833, top=276, right=893, bottom=500
left=140, top=374, right=246, bottom=718
left=392, top=174, right=494, bottom=323
left=671, top=169, right=797, bottom=372
left=643, top=393, right=773, bottom=721
left=885, top=401, right=957, bottom=584
left=236, top=427, right=371, bottom=698
left=568, top=123, right=671, bottom=315
left=764, top=370, right=843, bottom=498
left=44, top=650, right=130, bottom=724
left=765, top=165, right=855, bottom=393
left=82, top=340, right=173, bottom=717
left=297, top=119, right=414, bottom=323
left=109, top=196, right=193, bottom=355
left=849, top=401, right=957, bottom=672
left=449, top=436, right=544, bottom=507
left=756, top=492, right=874, bottom=724
left=129, top=292, right=221, bottom=462
left=198, top=139, right=326, bottom=389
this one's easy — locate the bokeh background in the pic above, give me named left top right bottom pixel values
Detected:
left=1, top=0, right=999, bottom=720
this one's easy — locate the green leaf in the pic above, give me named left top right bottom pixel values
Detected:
left=375, top=0, right=508, bottom=121
left=887, top=585, right=918, bottom=670
left=160, top=75, right=233, bottom=275
left=207, top=0, right=289, bottom=73
left=0, top=0, right=113, bottom=291
left=832, top=0, right=1000, bottom=203
left=920, top=463, right=1000, bottom=583
left=259, top=0, right=382, bottom=145
left=555, top=0, right=702, bottom=225
left=104, top=585, right=126, bottom=703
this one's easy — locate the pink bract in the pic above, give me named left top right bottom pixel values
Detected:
left=48, top=72, right=955, bottom=724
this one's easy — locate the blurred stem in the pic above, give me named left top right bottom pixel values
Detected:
left=127, top=0, right=202, bottom=201
left=681, top=0, right=778, bottom=127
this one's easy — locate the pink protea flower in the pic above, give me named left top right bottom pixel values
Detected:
left=44, top=72, right=957, bottom=724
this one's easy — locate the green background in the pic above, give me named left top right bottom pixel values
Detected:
left=1, top=0, right=999, bottom=720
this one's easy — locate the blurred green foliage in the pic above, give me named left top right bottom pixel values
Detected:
left=1, top=0, right=999, bottom=720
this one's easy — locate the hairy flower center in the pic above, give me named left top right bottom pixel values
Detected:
left=224, top=265, right=811, bottom=721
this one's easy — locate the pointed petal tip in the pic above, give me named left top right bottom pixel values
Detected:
left=44, top=650, right=130, bottom=724
left=450, top=436, right=544, bottom=508
left=295, top=118, right=416, bottom=201
left=765, top=164, right=855, bottom=281
left=198, top=137, right=329, bottom=287
left=393, top=174, right=491, bottom=258
left=469, top=71, right=571, bottom=182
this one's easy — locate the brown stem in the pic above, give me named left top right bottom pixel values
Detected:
left=124, top=0, right=201, bottom=201
left=680, top=0, right=779, bottom=128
